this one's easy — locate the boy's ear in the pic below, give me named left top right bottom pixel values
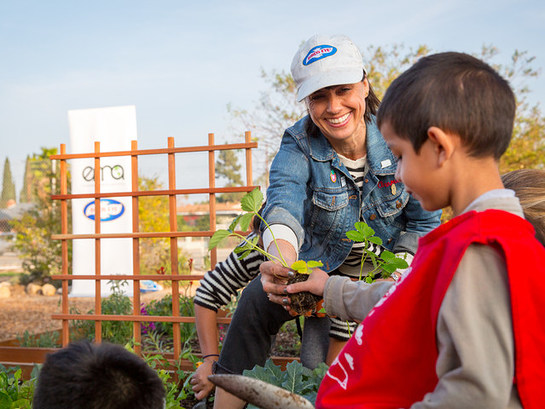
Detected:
left=427, top=126, right=457, bottom=166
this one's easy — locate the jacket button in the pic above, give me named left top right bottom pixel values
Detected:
left=388, top=238, right=393, bottom=243
left=369, top=214, right=377, bottom=221
left=396, top=201, right=402, bottom=208
left=364, top=179, right=369, bottom=183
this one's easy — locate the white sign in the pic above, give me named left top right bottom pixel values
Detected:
left=68, top=105, right=136, bottom=297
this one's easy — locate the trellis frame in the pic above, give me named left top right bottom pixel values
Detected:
left=49, top=132, right=257, bottom=365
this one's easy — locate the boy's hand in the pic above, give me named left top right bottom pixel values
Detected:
left=286, top=267, right=329, bottom=297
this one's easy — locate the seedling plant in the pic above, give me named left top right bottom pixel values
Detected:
left=209, top=188, right=323, bottom=314
left=345, top=222, right=409, bottom=283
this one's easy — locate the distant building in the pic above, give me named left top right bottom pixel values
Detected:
left=177, top=201, right=242, bottom=230
left=0, top=202, right=34, bottom=233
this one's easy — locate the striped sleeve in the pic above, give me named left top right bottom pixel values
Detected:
left=328, top=316, right=357, bottom=341
left=194, top=233, right=266, bottom=311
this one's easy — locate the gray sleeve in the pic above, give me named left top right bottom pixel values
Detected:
left=323, top=276, right=394, bottom=322
left=411, top=244, right=520, bottom=409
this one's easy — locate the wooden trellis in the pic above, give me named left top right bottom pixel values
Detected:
left=47, top=133, right=257, bottom=367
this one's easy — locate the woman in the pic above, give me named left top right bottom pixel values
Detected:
left=214, top=34, right=442, bottom=409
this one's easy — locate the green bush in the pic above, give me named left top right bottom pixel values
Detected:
left=0, top=365, right=38, bottom=409
left=243, top=359, right=328, bottom=407
left=71, top=280, right=133, bottom=344
left=145, top=294, right=196, bottom=344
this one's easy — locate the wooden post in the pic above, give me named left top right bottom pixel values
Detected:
left=60, top=144, right=69, bottom=347
left=168, top=137, right=181, bottom=361
left=208, top=133, right=217, bottom=268
left=94, top=142, right=102, bottom=343
left=131, top=140, right=141, bottom=355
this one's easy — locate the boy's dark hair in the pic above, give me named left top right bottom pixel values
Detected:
left=377, top=52, right=516, bottom=159
left=33, top=341, right=165, bottom=409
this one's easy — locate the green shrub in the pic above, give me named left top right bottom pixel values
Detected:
left=145, top=294, right=196, bottom=344
left=243, top=359, right=328, bottom=407
left=0, top=364, right=38, bottom=409
left=71, top=280, right=133, bottom=344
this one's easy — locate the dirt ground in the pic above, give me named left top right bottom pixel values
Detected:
left=0, top=284, right=175, bottom=343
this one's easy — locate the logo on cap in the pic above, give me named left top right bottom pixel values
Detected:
left=303, top=45, right=337, bottom=66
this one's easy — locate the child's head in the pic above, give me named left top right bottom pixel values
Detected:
left=377, top=52, right=516, bottom=159
left=33, top=341, right=165, bottom=409
left=502, top=169, right=545, bottom=246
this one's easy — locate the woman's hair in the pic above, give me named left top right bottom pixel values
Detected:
left=502, top=169, right=545, bottom=246
left=305, top=71, right=380, bottom=138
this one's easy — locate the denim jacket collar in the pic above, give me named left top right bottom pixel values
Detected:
left=288, top=115, right=398, bottom=176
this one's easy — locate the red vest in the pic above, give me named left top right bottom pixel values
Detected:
left=316, top=209, right=545, bottom=408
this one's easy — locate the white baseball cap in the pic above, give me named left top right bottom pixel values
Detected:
left=291, top=34, right=366, bottom=102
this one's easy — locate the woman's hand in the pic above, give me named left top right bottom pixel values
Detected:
left=191, top=359, right=216, bottom=400
left=260, top=260, right=291, bottom=295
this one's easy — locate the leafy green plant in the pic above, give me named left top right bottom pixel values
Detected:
left=0, top=365, right=37, bottom=409
left=145, top=294, right=197, bottom=345
left=243, top=359, right=328, bottom=407
left=16, top=330, right=60, bottom=348
left=209, top=188, right=323, bottom=274
left=209, top=188, right=323, bottom=314
left=71, top=280, right=133, bottom=344
left=346, top=221, right=409, bottom=283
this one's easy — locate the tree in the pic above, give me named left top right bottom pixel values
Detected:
left=215, top=148, right=244, bottom=203
left=138, top=176, right=191, bottom=275
left=19, top=156, right=32, bottom=203
left=227, top=69, right=306, bottom=187
left=0, top=157, right=16, bottom=208
left=11, top=148, right=66, bottom=284
left=228, top=44, right=544, bottom=181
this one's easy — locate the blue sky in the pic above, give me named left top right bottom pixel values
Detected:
left=1, top=0, right=544, bottom=196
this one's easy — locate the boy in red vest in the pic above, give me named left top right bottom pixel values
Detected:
left=261, top=51, right=545, bottom=408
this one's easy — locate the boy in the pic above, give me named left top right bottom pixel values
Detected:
left=261, top=52, right=545, bottom=407
left=33, top=341, right=165, bottom=409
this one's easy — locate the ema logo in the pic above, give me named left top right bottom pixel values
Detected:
left=83, top=199, right=125, bottom=222
left=303, top=45, right=337, bottom=66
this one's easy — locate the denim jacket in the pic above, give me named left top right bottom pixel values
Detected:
left=262, top=115, right=442, bottom=273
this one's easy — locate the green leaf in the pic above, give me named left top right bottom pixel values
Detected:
left=306, top=260, right=323, bottom=269
left=208, top=229, right=231, bottom=249
left=0, top=392, right=11, bottom=409
left=290, top=260, right=309, bottom=274
left=355, top=222, right=375, bottom=238
left=381, top=263, right=397, bottom=274
left=236, top=250, right=252, bottom=259
left=238, top=213, right=254, bottom=232
left=346, top=230, right=364, bottom=242
left=380, top=250, right=396, bottom=262
left=241, top=188, right=263, bottom=213
left=368, top=236, right=383, bottom=245
left=228, top=214, right=243, bottom=231
left=282, top=360, right=304, bottom=393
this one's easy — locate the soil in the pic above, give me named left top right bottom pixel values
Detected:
left=287, top=273, right=321, bottom=315
left=0, top=284, right=176, bottom=343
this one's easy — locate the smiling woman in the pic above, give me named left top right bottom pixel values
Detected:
left=212, top=34, right=443, bottom=409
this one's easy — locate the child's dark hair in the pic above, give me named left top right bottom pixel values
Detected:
left=33, top=341, right=165, bottom=409
left=377, top=52, right=516, bottom=159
